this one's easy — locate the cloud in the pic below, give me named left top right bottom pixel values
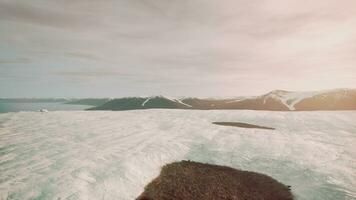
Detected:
left=0, top=0, right=356, bottom=97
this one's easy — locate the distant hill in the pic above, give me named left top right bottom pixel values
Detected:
left=89, top=96, right=192, bottom=111
left=90, top=88, right=356, bottom=111
left=293, top=89, right=356, bottom=110
left=65, top=98, right=110, bottom=106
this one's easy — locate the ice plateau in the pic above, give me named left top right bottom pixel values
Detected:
left=0, top=110, right=355, bottom=200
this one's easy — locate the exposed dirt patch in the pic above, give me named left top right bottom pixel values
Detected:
left=213, top=122, right=275, bottom=130
left=136, top=161, right=293, bottom=200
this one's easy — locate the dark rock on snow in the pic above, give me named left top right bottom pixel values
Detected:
left=136, top=161, right=293, bottom=200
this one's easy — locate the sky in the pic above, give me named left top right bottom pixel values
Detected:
left=0, top=0, right=356, bottom=98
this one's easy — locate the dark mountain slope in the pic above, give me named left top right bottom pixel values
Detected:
left=89, top=96, right=191, bottom=111
left=90, top=89, right=356, bottom=111
left=295, top=89, right=356, bottom=110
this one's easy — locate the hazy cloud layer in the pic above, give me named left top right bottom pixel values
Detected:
left=1, top=0, right=355, bottom=97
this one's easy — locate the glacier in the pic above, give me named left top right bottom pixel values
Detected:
left=0, top=110, right=355, bottom=200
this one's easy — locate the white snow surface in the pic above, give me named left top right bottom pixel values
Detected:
left=0, top=110, right=356, bottom=200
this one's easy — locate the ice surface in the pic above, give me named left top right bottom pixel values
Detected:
left=0, top=110, right=355, bottom=200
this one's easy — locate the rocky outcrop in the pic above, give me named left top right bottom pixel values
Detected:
left=136, top=161, right=293, bottom=200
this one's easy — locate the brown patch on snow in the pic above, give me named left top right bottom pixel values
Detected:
left=136, top=161, right=293, bottom=200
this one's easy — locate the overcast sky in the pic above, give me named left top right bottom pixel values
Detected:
left=0, top=0, right=355, bottom=98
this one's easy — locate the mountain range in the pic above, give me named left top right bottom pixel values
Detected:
left=88, top=88, right=356, bottom=111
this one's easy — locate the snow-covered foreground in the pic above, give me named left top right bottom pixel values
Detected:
left=0, top=110, right=355, bottom=200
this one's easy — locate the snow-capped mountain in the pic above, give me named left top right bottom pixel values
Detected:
left=293, top=89, right=356, bottom=110
left=230, top=88, right=356, bottom=111
left=89, top=96, right=193, bottom=111
left=90, top=89, right=356, bottom=111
